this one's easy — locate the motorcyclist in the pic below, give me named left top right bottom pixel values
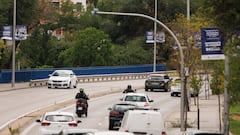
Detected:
left=123, top=85, right=135, bottom=93
left=75, top=88, right=89, bottom=106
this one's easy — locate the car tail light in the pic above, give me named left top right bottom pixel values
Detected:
left=110, top=111, right=120, bottom=115
left=68, top=122, right=78, bottom=127
left=41, top=122, right=50, bottom=126
left=162, top=130, right=167, bottom=135
left=124, top=130, right=129, bottom=132
left=76, top=101, right=84, bottom=105
left=144, top=103, right=150, bottom=107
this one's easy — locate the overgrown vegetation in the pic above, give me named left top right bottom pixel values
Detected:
left=230, top=104, right=240, bottom=135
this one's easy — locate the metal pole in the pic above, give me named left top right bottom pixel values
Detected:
left=187, top=0, right=190, bottom=20
left=92, top=9, right=185, bottom=131
left=153, top=0, right=157, bottom=72
left=224, top=55, right=230, bottom=135
left=12, top=0, right=16, bottom=87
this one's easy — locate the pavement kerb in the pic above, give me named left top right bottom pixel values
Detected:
left=0, top=85, right=144, bottom=135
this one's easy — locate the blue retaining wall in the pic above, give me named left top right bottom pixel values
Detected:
left=0, top=64, right=166, bottom=83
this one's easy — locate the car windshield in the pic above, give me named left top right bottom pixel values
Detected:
left=149, top=76, right=164, bottom=80
left=113, top=104, right=136, bottom=112
left=52, top=71, right=70, bottom=77
left=45, top=115, right=74, bottom=122
left=125, top=96, right=147, bottom=102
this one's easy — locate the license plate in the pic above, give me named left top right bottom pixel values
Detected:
left=78, top=107, right=83, bottom=110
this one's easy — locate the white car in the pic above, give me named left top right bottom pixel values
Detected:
left=36, top=111, right=81, bottom=135
left=119, top=109, right=166, bottom=135
left=47, top=70, right=78, bottom=89
left=60, top=128, right=98, bottom=135
left=120, top=93, right=154, bottom=108
left=93, top=131, right=134, bottom=135
left=170, top=77, right=181, bottom=97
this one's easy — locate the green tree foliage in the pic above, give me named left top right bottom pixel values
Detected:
left=70, top=27, right=112, bottom=67
left=210, top=61, right=224, bottom=95
left=199, top=0, right=240, bottom=35
left=18, top=27, right=58, bottom=68
left=111, top=37, right=152, bottom=66
left=0, top=0, right=11, bottom=25
left=0, top=39, right=5, bottom=60
left=4, top=0, right=38, bottom=25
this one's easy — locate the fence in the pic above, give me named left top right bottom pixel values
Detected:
left=0, top=64, right=166, bottom=83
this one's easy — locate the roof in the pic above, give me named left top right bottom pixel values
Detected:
left=53, top=70, right=74, bottom=73
left=44, top=111, right=75, bottom=116
left=124, top=92, right=147, bottom=96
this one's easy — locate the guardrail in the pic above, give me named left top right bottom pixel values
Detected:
left=29, top=70, right=179, bottom=87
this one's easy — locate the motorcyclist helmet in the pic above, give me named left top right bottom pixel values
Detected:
left=127, top=85, right=132, bottom=89
left=79, top=88, right=84, bottom=93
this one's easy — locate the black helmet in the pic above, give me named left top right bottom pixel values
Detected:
left=79, top=88, right=84, bottom=93
left=127, top=85, right=132, bottom=89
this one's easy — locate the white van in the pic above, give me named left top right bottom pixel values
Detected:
left=119, top=109, right=167, bottom=135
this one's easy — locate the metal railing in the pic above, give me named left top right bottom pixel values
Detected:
left=29, top=71, right=179, bottom=87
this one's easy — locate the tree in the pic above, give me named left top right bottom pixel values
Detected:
left=111, top=37, right=152, bottom=66
left=0, top=0, right=11, bottom=25
left=18, top=27, right=57, bottom=68
left=70, top=27, right=112, bottom=67
left=0, top=40, right=5, bottom=60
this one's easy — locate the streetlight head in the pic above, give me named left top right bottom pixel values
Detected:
left=92, top=8, right=99, bottom=15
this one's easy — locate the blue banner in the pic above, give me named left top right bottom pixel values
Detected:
left=1, top=25, right=27, bottom=41
left=201, top=28, right=225, bottom=60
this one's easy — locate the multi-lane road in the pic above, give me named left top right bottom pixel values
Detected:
left=0, top=79, right=181, bottom=135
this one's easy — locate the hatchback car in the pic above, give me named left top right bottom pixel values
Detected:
left=108, top=102, right=137, bottom=130
left=47, top=70, right=78, bottom=89
left=145, top=74, right=171, bottom=92
left=120, top=93, right=154, bottom=108
left=36, top=111, right=81, bottom=135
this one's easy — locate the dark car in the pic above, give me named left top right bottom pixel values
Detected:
left=145, top=74, right=171, bottom=92
left=108, top=102, right=137, bottom=130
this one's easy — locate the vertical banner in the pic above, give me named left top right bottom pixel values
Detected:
left=146, top=31, right=165, bottom=43
left=1, top=25, right=27, bottom=41
left=201, top=28, right=225, bottom=60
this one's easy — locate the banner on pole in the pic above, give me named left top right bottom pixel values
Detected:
left=201, top=28, right=225, bottom=60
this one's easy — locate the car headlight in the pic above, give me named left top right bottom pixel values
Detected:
left=63, top=80, right=69, bottom=83
left=48, top=80, right=53, bottom=83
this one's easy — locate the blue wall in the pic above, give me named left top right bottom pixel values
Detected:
left=0, top=64, right=166, bottom=83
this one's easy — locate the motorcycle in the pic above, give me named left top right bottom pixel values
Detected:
left=76, top=98, right=88, bottom=117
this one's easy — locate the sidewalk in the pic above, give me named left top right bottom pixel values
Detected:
left=165, top=94, right=225, bottom=135
left=0, top=82, right=30, bottom=92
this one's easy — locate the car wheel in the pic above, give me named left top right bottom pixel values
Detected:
left=73, top=81, right=77, bottom=88
left=108, top=120, right=114, bottom=130
left=145, top=88, right=148, bottom=91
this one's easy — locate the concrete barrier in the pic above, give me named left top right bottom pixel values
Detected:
left=29, top=71, right=179, bottom=87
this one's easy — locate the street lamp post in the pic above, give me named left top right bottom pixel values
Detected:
left=153, top=0, right=157, bottom=72
left=12, top=0, right=16, bottom=87
left=92, top=9, right=186, bottom=130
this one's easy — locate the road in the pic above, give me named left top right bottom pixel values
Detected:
left=0, top=80, right=146, bottom=131
left=21, top=89, right=180, bottom=134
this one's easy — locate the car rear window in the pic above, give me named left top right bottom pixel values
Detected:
left=125, top=96, right=147, bottom=102
left=45, top=115, right=74, bottom=122
left=149, top=76, right=164, bottom=80
left=113, top=104, right=136, bottom=111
